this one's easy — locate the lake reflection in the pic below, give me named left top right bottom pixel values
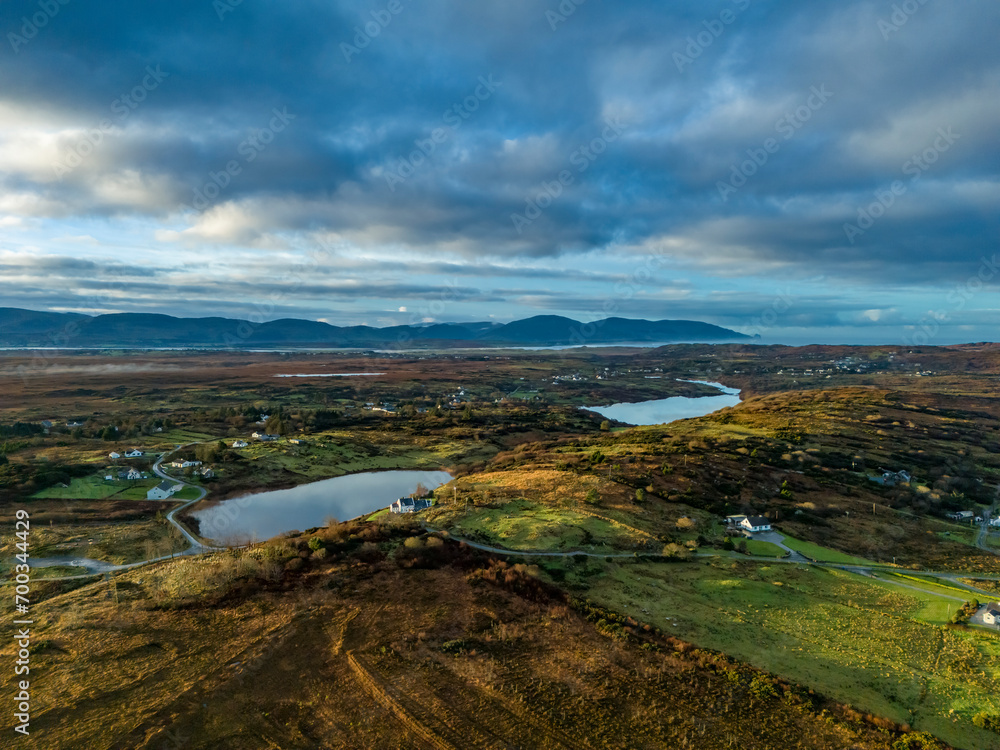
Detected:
left=583, top=380, right=741, bottom=426
left=191, top=469, right=453, bottom=543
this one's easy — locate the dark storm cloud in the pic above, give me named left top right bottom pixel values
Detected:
left=0, top=0, right=997, bottom=320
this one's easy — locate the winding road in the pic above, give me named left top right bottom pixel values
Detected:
left=32, top=442, right=220, bottom=579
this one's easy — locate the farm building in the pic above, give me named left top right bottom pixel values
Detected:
left=390, top=496, right=433, bottom=514
left=984, top=605, right=1000, bottom=626
left=147, top=481, right=182, bottom=500
left=949, top=510, right=975, bottom=522
left=740, top=516, right=772, bottom=533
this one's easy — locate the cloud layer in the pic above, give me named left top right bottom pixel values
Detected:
left=1, top=0, right=998, bottom=343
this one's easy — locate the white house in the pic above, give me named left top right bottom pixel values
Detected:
left=108, top=452, right=121, bottom=459
left=949, top=510, right=975, bottom=522
left=125, top=449, right=143, bottom=458
left=251, top=432, right=278, bottom=441
left=390, top=496, right=433, bottom=514
left=168, top=460, right=203, bottom=469
left=118, top=468, right=141, bottom=481
left=984, top=605, right=1000, bottom=626
left=147, top=481, right=182, bottom=500
left=231, top=440, right=249, bottom=448
left=740, top=516, right=772, bottom=533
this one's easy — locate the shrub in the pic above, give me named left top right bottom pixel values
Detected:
left=307, top=536, right=323, bottom=551
left=892, top=731, right=945, bottom=750
left=973, top=712, right=1000, bottom=732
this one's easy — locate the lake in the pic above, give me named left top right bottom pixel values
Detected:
left=275, top=372, right=384, bottom=378
left=583, top=379, right=741, bottom=426
left=190, top=469, right=453, bottom=543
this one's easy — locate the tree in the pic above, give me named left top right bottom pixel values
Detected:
left=307, top=536, right=323, bottom=551
left=599, top=420, right=611, bottom=431
left=635, top=488, right=646, bottom=503
left=585, top=488, right=599, bottom=505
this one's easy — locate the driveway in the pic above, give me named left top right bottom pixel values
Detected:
left=971, top=603, right=1000, bottom=630
left=751, top=531, right=811, bottom=562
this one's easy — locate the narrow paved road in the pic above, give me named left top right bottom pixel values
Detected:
left=151, top=445, right=216, bottom=552
left=35, top=442, right=221, bottom=580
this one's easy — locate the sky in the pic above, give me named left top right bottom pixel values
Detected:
left=0, top=0, right=997, bottom=345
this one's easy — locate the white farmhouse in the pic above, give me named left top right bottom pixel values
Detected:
left=740, top=516, right=773, bottom=533
left=147, top=481, right=182, bottom=500
left=984, top=605, right=1000, bottom=626
left=125, top=449, right=143, bottom=458
left=109, top=452, right=121, bottom=459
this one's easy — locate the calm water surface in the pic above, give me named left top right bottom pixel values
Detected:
left=191, top=469, right=453, bottom=543
left=583, top=379, right=741, bottom=426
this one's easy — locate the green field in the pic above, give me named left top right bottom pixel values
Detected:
left=434, top=499, right=652, bottom=553
left=742, top=539, right=786, bottom=557
left=31, top=475, right=158, bottom=500
left=582, top=560, right=1000, bottom=749
left=232, top=431, right=480, bottom=480
left=779, top=534, right=874, bottom=565
left=171, top=486, right=202, bottom=500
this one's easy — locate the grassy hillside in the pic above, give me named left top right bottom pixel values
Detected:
left=0, top=521, right=952, bottom=749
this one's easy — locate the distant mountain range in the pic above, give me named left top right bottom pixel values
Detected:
left=0, top=308, right=751, bottom=349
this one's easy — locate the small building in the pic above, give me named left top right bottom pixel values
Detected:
left=949, top=510, right=975, bottom=522
left=252, top=432, right=279, bottom=441
left=104, top=474, right=114, bottom=481
left=168, top=460, right=203, bottom=469
left=289, top=438, right=306, bottom=445
left=109, top=452, right=121, bottom=459
left=725, top=514, right=748, bottom=527
left=231, top=440, right=249, bottom=448
left=984, top=605, right=1000, bottom=626
left=740, top=516, right=772, bottom=533
left=66, top=421, right=84, bottom=427
left=125, top=449, right=143, bottom=458
left=118, top=468, right=142, bottom=481
left=389, top=496, right=433, bottom=514
left=147, top=481, right=182, bottom=500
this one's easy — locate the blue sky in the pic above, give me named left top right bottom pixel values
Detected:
left=0, top=0, right=997, bottom=344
